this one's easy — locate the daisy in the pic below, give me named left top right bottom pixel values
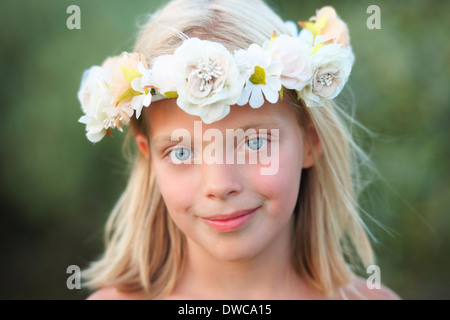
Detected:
left=235, top=43, right=282, bottom=108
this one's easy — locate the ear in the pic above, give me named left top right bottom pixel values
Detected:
left=302, top=121, right=323, bottom=169
left=135, top=133, right=150, bottom=158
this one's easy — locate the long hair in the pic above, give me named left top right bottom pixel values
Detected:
left=82, top=0, right=374, bottom=299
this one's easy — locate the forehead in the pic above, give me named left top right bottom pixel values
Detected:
left=145, top=98, right=299, bottom=137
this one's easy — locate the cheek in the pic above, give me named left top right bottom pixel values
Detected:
left=152, top=162, right=198, bottom=216
left=253, top=138, right=303, bottom=218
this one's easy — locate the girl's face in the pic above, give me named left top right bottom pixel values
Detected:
left=146, top=99, right=310, bottom=262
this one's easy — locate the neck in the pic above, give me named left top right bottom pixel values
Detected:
left=172, top=220, right=320, bottom=299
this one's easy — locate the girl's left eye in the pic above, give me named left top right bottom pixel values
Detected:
left=168, top=147, right=193, bottom=163
left=245, top=137, right=267, bottom=151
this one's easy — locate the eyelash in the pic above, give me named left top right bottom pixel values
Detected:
left=163, top=135, right=271, bottom=165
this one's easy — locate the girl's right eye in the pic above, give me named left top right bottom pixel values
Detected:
left=167, top=147, right=193, bottom=164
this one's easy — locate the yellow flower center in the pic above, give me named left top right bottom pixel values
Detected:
left=249, top=66, right=266, bottom=85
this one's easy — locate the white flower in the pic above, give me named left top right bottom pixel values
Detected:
left=299, top=29, right=327, bottom=47
left=172, top=38, right=245, bottom=124
left=78, top=114, right=107, bottom=143
left=129, top=62, right=153, bottom=119
left=300, top=43, right=355, bottom=107
left=78, top=63, right=136, bottom=142
left=103, top=103, right=134, bottom=129
left=235, top=43, right=282, bottom=108
left=77, top=66, right=110, bottom=115
left=269, top=34, right=313, bottom=91
left=77, top=66, right=114, bottom=143
left=284, top=20, right=300, bottom=37
left=78, top=96, right=132, bottom=143
left=142, top=55, right=177, bottom=101
left=299, top=28, right=315, bottom=46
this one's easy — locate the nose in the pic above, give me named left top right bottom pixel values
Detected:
left=201, top=163, right=243, bottom=200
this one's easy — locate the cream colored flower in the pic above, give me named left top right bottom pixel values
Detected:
left=78, top=53, right=147, bottom=142
left=300, top=43, right=354, bottom=107
left=172, top=38, right=245, bottom=123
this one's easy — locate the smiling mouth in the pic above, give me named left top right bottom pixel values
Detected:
left=200, top=206, right=261, bottom=232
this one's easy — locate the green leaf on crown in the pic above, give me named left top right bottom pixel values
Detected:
left=121, top=66, right=141, bottom=84
left=117, top=88, right=141, bottom=105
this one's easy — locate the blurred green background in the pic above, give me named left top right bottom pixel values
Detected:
left=0, top=0, right=448, bottom=299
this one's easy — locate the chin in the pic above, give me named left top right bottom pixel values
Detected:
left=206, top=239, right=264, bottom=262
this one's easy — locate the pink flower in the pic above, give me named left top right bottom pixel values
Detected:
left=311, top=6, right=350, bottom=48
left=269, top=34, right=313, bottom=91
left=108, top=52, right=148, bottom=107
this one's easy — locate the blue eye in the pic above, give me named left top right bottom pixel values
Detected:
left=246, top=137, right=266, bottom=150
left=169, top=147, right=192, bottom=163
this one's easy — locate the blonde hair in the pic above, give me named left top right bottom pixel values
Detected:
left=82, top=0, right=374, bottom=299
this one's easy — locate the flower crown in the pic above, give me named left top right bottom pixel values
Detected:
left=78, top=6, right=354, bottom=143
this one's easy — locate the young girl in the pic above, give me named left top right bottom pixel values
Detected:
left=78, top=0, right=399, bottom=300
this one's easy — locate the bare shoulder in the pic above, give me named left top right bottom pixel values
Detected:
left=86, top=287, right=145, bottom=300
left=338, top=276, right=401, bottom=300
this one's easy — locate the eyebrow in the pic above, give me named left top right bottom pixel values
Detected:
left=150, top=119, right=282, bottom=147
left=235, top=119, right=282, bottom=132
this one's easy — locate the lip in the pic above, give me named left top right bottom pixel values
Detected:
left=201, top=206, right=260, bottom=232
